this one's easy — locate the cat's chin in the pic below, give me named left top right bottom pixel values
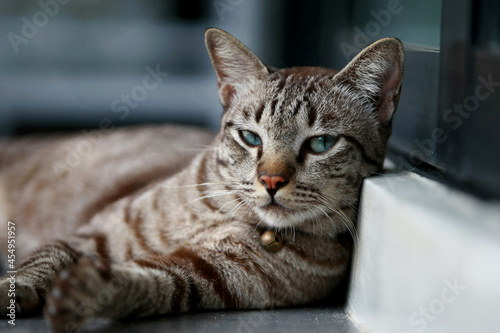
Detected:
left=255, top=203, right=312, bottom=229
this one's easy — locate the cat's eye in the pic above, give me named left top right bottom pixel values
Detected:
left=308, top=135, right=337, bottom=153
left=240, top=130, right=262, bottom=146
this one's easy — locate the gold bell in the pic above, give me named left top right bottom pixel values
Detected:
left=261, top=231, right=283, bottom=252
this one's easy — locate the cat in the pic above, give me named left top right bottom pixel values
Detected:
left=0, top=28, right=403, bottom=332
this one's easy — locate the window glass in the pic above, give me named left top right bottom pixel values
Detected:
left=353, top=0, right=442, bottom=49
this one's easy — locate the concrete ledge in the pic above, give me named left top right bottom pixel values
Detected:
left=348, top=172, right=500, bottom=333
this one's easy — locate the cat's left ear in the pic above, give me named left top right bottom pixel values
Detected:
left=205, top=28, right=269, bottom=108
left=335, top=38, right=404, bottom=126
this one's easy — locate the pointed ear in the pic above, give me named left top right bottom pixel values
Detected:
left=335, top=38, right=404, bottom=126
left=205, top=28, right=269, bottom=108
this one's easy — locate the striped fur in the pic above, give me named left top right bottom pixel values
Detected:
left=0, top=28, right=403, bottom=331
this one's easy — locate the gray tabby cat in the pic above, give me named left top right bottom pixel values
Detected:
left=0, top=28, right=403, bottom=332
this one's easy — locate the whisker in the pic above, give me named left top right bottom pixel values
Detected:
left=244, top=203, right=254, bottom=220
left=222, top=199, right=247, bottom=225
left=231, top=200, right=247, bottom=218
left=253, top=214, right=267, bottom=233
left=316, top=195, right=359, bottom=250
left=216, top=197, right=242, bottom=215
left=158, top=182, right=232, bottom=189
left=314, top=205, right=333, bottom=238
left=307, top=207, right=318, bottom=235
left=336, top=198, right=359, bottom=213
left=184, top=190, right=237, bottom=207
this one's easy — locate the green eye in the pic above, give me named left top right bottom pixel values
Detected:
left=309, top=135, right=337, bottom=153
left=240, top=130, right=262, bottom=146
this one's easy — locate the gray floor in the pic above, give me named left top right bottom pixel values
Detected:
left=1, top=307, right=360, bottom=333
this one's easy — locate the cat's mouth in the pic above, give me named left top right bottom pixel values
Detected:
left=262, top=199, right=295, bottom=213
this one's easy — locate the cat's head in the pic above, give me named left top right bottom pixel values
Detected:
left=205, top=28, right=403, bottom=234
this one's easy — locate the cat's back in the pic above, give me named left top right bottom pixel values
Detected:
left=0, top=125, right=215, bottom=260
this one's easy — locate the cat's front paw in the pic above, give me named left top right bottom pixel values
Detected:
left=0, top=276, right=43, bottom=318
left=44, top=257, right=111, bottom=332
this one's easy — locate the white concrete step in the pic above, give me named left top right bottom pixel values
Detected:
left=348, top=172, right=500, bottom=333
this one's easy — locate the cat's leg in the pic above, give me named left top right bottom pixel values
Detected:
left=44, top=238, right=346, bottom=332
left=44, top=244, right=294, bottom=332
left=44, top=248, right=225, bottom=331
left=0, top=241, right=81, bottom=317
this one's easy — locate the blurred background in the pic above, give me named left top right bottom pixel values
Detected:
left=0, top=0, right=499, bottom=198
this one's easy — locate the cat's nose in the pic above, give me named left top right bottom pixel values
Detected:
left=258, top=174, right=289, bottom=195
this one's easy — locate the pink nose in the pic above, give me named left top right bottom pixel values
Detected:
left=259, top=174, right=288, bottom=192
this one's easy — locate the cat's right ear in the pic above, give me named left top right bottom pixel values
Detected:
left=205, top=28, right=269, bottom=108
